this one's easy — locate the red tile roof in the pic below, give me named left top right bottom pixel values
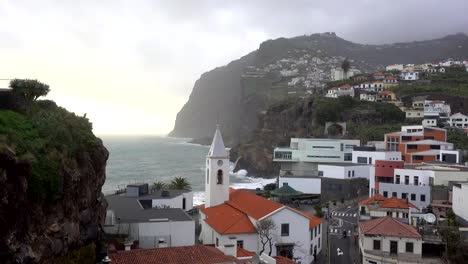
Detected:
left=359, top=216, right=421, bottom=238
left=109, top=245, right=237, bottom=264
left=378, top=90, right=394, bottom=96
left=373, top=72, right=385, bottom=76
left=274, top=256, right=297, bottom=264
left=200, top=189, right=321, bottom=234
left=227, top=189, right=283, bottom=220
left=199, top=203, right=256, bottom=234
left=339, top=84, right=352, bottom=89
left=359, top=194, right=386, bottom=206
left=380, top=196, right=417, bottom=209
left=236, top=248, right=255, bottom=258
left=288, top=207, right=323, bottom=229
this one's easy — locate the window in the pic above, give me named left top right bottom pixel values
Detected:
left=406, top=242, right=413, bottom=253
left=352, top=170, right=355, bottom=177
left=414, top=176, right=419, bottom=185
left=392, top=192, right=397, bottom=197
left=237, top=240, right=244, bottom=249
left=405, top=176, right=410, bottom=185
left=310, top=244, right=313, bottom=255
left=414, top=155, right=424, bottom=161
left=395, top=175, right=400, bottom=184
left=318, top=237, right=321, bottom=249
left=407, top=145, right=418, bottom=149
left=216, top=238, right=219, bottom=247
left=386, top=211, right=392, bottom=216
left=182, top=198, right=186, bottom=210
left=312, top=146, right=334, bottom=149
left=318, top=171, right=323, bottom=176
left=348, top=171, right=351, bottom=178
left=318, top=225, right=321, bottom=235
left=373, top=240, right=381, bottom=250
left=281, top=224, right=289, bottom=236
left=390, top=241, right=398, bottom=255
left=430, top=145, right=441, bottom=150
left=217, top=170, right=223, bottom=184
left=369, top=157, right=373, bottom=164
left=421, top=194, right=426, bottom=202
left=402, top=193, right=408, bottom=199
left=344, top=153, right=352, bottom=161
left=206, top=169, right=209, bottom=184
left=411, top=193, right=416, bottom=201
left=357, top=157, right=367, bottom=164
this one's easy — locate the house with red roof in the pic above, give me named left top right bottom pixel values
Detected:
left=359, top=194, right=419, bottom=224
left=199, top=126, right=323, bottom=264
left=357, top=217, right=440, bottom=264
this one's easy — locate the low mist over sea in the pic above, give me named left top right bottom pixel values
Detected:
left=102, top=136, right=275, bottom=205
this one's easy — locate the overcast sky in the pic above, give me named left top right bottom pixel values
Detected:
left=0, top=1, right=467, bottom=135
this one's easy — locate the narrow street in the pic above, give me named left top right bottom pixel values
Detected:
left=317, top=206, right=360, bottom=264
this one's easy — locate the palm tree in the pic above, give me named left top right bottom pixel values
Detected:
left=341, top=58, right=351, bottom=79
left=169, top=176, right=192, bottom=190
left=152, top=180, right=167, bottom=190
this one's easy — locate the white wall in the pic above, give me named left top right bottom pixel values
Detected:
left=318, top=164, right=372, bottom=179
left=138, top=220, right=195, bottom=248
left=379, top=183, right=431, bottom=209
left=433, top=170, right=468, bottom=186
left=352, top=150, right=401, bottom=165
left=453, top=184, right=468, bottom=223
left=267, top=208, right=316, bottom=264
left=152, top=192, right=194, bottom=211
left=361, top=235, right=422, bottom=263
left=393, top=169, right=434, bottom=186
left=279, top=177, right=321, bottom=194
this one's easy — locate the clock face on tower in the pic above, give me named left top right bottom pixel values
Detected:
left=217, top=160, right=223, bottom=166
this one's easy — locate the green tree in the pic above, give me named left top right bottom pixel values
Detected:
left=152, top=181, right=167, bottom=190
left=341, top=58, right=351, bottom=79
left=169, top=176, right=191, bottom=190
left=10, top=79, right=50, bottom=104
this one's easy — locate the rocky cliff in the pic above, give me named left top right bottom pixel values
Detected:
left=0, top=99, right=108, bottom=263
left=171, top=33, right=468, bottom=143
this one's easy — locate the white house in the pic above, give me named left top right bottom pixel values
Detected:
left=359, top=217, right=429, bottom=264
left=352, top=149, right=401, bottom=165
left=400, top=71, right=419, bottom=81
left=199, top=126, right=323, bottom=263
left=147, top=190, right=194, bottom=211
left=331, top=68, right=360, bottom=81
left=278, top=176, right=321, bottom=194
left=447, top=112, right=468, bottom=128
left=422, top=118, right=438, bottom=127
left=360, top=92, right=377, bottom=102
left=358, top=194, right=418, bottom=223
left=274, top=138, right=360, bottom=177
left=424, top=100, right=451, bottom=118
left=104, top=195, right=195, bottom=248
left=317, top=163, right=372, bottom=179
left=452, top=182, right=468, bottom=224
left=325, top=84, right=354, bottom=98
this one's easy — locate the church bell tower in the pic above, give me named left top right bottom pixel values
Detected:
left=205, top=125, right=230, bottom=208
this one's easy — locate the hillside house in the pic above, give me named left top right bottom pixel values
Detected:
left=360, top=91, right=377, bottom=102
left=400, top=71, right=419, bottom=81
left=383, top=76, right=399, bottom=88
left=447, top=112, right=468, bottom=128
left=376, top=91, right=397, bottom=102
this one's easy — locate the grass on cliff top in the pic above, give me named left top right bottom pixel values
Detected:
left=0, top=100, right=100, bottom=201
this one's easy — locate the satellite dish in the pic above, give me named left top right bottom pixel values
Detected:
left=424, top=213, right=436, bottom=223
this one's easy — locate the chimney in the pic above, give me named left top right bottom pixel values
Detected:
left=223, top=244, right=236, bottom=257
left=124, top=242, right=132, bottom=251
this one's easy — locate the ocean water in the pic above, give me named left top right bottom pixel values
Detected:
left=101, top=136, right=275, bottom=205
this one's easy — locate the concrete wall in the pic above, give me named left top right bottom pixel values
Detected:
left=279, top=176, right=321, bottom=194
left=318, top=164, right=372, bottom=179
left=360, top=235, right=423, bottom=264
left=138, top=221, right=195, bottom=248
left=379, top=183, right=431, bottom=209
left=433, top=171, right=468, bottom=186
left=352, top=151, right=401, bottom=165
left=320, top=177, right=369, bottom=202
left=267, top=208, right=315, bottom=264
left=152, top=192, right=194, bottom=211
left=393, top=169, right=434, bottom=186
left=453, top=183, right=468, bottom=224
left=215, top=231, right=258, bottom=254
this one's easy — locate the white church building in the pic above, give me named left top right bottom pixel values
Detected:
left=199, top=126, right=323, bottom=264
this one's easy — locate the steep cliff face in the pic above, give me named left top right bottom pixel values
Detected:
left=171, top=33, right=468, bottom=142
left=0, top=101, right=108, bottom=263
